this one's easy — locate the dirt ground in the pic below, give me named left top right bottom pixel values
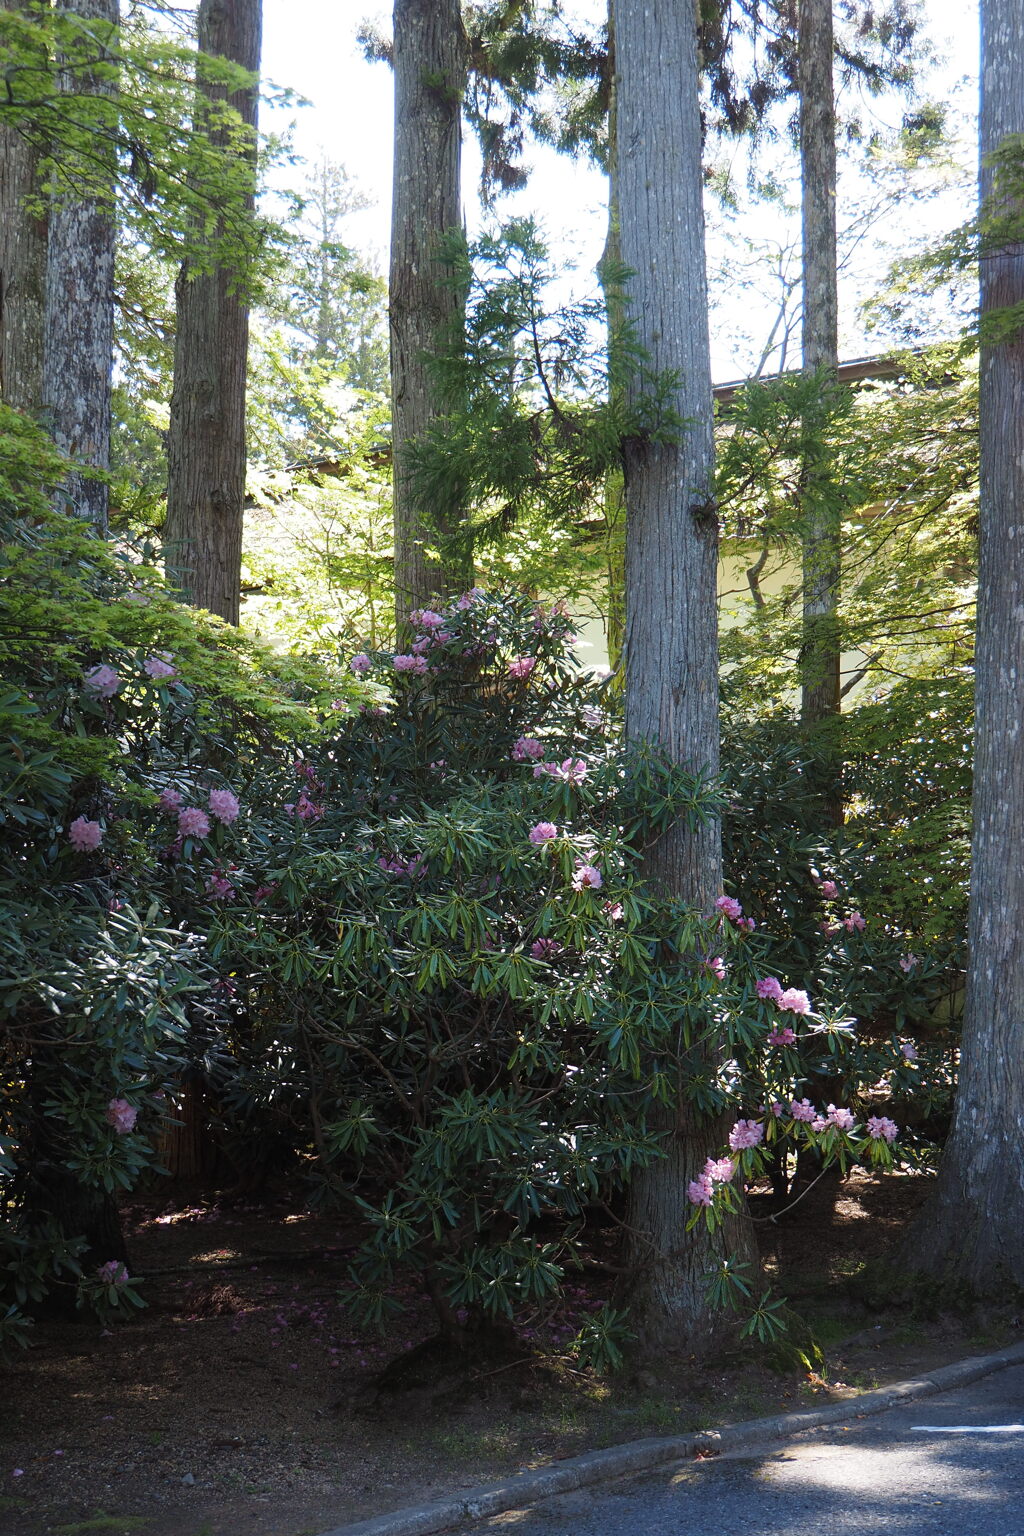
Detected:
left=2, top=1169, right=1016, bottom=1536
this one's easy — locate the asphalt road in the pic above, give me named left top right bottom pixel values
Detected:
left=476, top=1363, right=1024, bottom=1536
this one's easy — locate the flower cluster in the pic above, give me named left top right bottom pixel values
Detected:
left=96, top=1260, right=130, bottom=1287
left=533, top=758, right=588, bottom=784
left=687, top=1155, right=737, bottom=1206
left=105, top=1098, right=137, bottom=1135
left=84, top=663, right=121, bottom=698
left=513, top=736, right=545, bottom=762
left=528, top=821, right=558, bottom=845
left=377, top=854, right=426, bottom=878
left=756, top=975, right=811, bottom=1014
left=715, top=894, right=755, bottom=933
left=68, top=816, right=103, bottom=852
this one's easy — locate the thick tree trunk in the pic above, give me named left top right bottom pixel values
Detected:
left=616, top=0, right=754, bottom=1353
left=797, top=0, right=842, bottom=804
left=390, top=0, right=472, bottom=625
left=42, top=0, right=118, bottom=533
left=902, top=0, right=1024, bottom=1290
left=164, top=0, right=261, bottom=625
left=0, top=1, right=47, bottom=414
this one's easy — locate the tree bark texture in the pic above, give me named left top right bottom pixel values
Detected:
left=903, top=0, right=1024, bottom=1290
left=0, top=1, right=47, bottom=414
left=616, top=0, right=753, bottom=1353
left=390, top=0, right=473, bottom=625
left=798, top=0, right=842, bottom=744
left=42, top=0, right=118, bottom=534
left=164, top=0, right=261, bottom=625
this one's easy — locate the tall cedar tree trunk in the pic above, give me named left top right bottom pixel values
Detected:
left=164, top=0, right=261, bottom=625
left=901, top=0, right=1024, bottom=1289
left=42, top=0, right=118, bottom=534
left=617, top=0, right=754, bottom=1353
left=390, top=0, right=473, bottom=626
left=797, top=0, right=842, bottom=818
left=0, top=0, right=47, bottom=413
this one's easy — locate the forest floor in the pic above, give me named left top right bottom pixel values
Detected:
left=2, top=1168, right=1017, bottom=1536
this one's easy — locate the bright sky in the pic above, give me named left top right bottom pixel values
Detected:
left=260, top=0, right=979, bottom=379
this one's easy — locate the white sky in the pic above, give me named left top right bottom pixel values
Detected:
left=260, top=0, right=979, bottom=380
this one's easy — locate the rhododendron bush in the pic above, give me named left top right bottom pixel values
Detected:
left=0, top=410, right=349, bottom=1345
left=0, top=408, right=944, bottom=1358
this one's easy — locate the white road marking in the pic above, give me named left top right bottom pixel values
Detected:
left=911, top=1425, right=1024, bottom=1433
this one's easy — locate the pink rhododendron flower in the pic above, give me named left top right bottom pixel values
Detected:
left=411, top=609, right=444, bottom=629
left=252, top=882, right=278, bottom=904
left=899, top=953, right=919, bottom=973
left=738, top=916, right=756, bottom=932
left=715, top=895, right=743, bottom=921
left=68, top=817, right=103, bottom=852
left=811, top=1115, right=828, bottom=1132
left=178, top=807, right=210, bottom=839
left=144, top=654, right=176, bottom=681
left=529, top=821, right=558, bottom=844
left=456, top=588, right=485, bottom=609
left=756, top=976, right=784, bottom=1002
left=728, top=1119, right=764, bottom=1151
left=158, top=787, right=182, bottom=814
left=350, top=653, right=372, bottom=676
left=843, top=910, right=867, bottom=933
left=535, top=758, right=588, bottom=784
left=770, top=1101, right=785, bottom=1117
left=508, top=655, right=537, bottom=679
left=901, top=1040, right=918, bottom=1061
left=513, top=736, right=545, bottom=761
left=603, top=901, right=624, bottom=921
left=530, top=938, right=563, bottom=960
left=820, top=921, right=843, bottom=937
left=777, top=987, right=811, bottom=1014
left=867, top=1115, right=898, bottom=1143
left=704, top=1156, right=736, bottom=1185
left=707, top=956, right=727, bottom=980
left=84, top=664, right=120, bottom=698
left=393, top=653, right=429, bottom=675
left=411, top=636, right=431, bottom=655
left=790, top=1098, right=817, bottom=1123
left=97, top=1260, right=130, bottom=1287
left=105, top=1098, right=137, bottom=1135
left=290, top=791, right=323, bottom=821
left=687, top=1175, right=714, bottom=1207
left=826, top=1104, right=855, bottom=1131
left=377, top=854, right=426, bottom=878
left=819, top=879, right=838, bottom=899
left=768, top=1026, right=796, bottom=1046
left=206, top=870, right=236, bottom=900
left=572, top=863, right=602, bottom=891
left=208, top=788, right=240, bottom=825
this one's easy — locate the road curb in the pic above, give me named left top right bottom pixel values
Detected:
left=315, top=1340, right=1024, bottom=1536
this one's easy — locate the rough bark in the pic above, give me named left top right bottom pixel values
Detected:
left=0, top=1, right=47, bottom=414
left=902, top=0, right=1024, bottom=1290
left=164, top=0, right=261, bottom=625
left=42, top=0, right=118, bottom=534
left=616, top=0, right=754, bottom=1353
left=797, top=0, right=842, bottom=776
left=390, top=0, right=473, bottom=625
